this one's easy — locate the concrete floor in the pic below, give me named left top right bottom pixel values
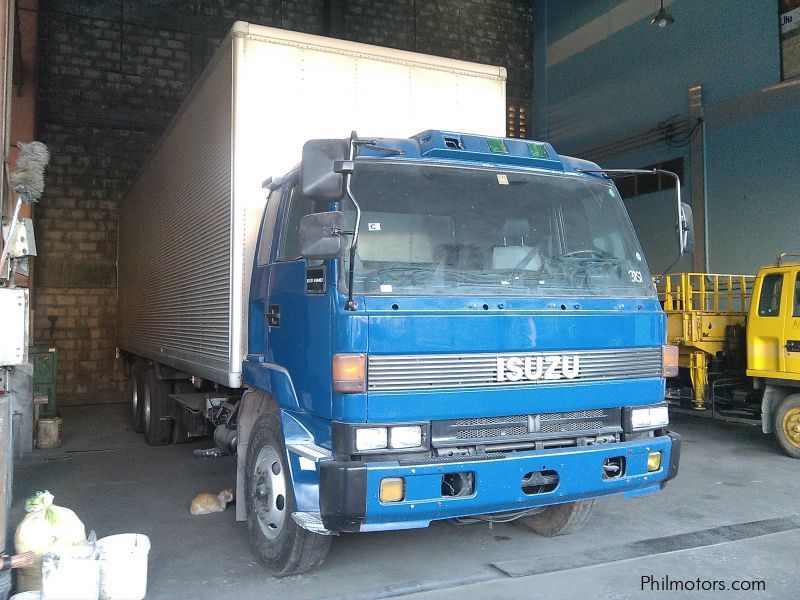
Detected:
left=8, top=404, right=800, bottom=599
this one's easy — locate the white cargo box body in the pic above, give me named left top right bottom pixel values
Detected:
left=117, top=22, right=506, bottom=388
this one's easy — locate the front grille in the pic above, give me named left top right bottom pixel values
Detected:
left=432, top=408, right=622, bottom=448
left=368, top=347, right=662, bottom=391
left=541, top=420, right=603, bottom=433
left=455, top=415, right=525, bottom=426
left=540, top=409, right=604, bottom=420
left=456, top=426, right=528, bottom=439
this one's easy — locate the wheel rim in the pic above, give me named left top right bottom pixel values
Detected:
left=252, top=445, right=287, bottom=540
left=143, top=386, right=151, bottom=431
left=782, top=407, right=800, bottom=448
left=131, top=381, right=139, bottom=418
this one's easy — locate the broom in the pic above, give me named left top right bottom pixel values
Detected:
left=0, top=141, right=50, bottom=281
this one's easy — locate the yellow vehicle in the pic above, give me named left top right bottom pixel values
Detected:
left=660, top=254, right=800, bottom=459
left=746, top=254, right=800, bottom=458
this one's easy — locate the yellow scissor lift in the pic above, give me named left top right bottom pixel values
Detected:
left=658, top=273, right=755, bottom=410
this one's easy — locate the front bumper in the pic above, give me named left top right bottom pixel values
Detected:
left=320, top=431, right=680, bottom=533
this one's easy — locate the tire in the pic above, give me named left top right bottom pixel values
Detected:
left=246, top=410, right=331, bottom=576
left=773, top=394, right=800, bottom=459
left=129, top=360, right=147, bottom=433
left=143, top=368, right=173, bottom=446
left=513, top=499, right=595, bottom=537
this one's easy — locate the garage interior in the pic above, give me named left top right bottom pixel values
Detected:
left=1, top=1, right=799, bottom=598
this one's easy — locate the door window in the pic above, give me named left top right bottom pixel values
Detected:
left=758, top=273, right=784, bottom=317
left=257, top=187, right=282, bottom=266
left=794, top=273, right=800, bottom=317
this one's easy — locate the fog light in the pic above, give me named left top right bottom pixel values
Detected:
left=380, top=477, right=405, bottom=502
left=647, top=451, right=662, bottom=472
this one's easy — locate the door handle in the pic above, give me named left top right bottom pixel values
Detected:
left=786, top=340, right=800, bottom=352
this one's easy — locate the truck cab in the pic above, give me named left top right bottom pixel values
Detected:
left=747, top=256, right=800, bottom=457
left=239, top=130, right=681, bottom=575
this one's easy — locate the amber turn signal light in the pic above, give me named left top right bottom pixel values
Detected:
left=333, top=353, right=366, bottom=393
left=662, top=345, right=679, bottom=378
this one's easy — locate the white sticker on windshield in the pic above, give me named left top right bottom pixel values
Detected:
left=368, top=223, right=381, bottom=231
left=635, top=252, right=642, bottom=261
left=380, top=284, right=393, bottom=293
left=497, top=174, right=509, bottom=185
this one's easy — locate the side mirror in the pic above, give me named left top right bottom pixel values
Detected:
left=299, top=211, right=345, bottom=259
left=301, top=139, right=349, bottom=198
left=679, top=202, right=695, bottom=254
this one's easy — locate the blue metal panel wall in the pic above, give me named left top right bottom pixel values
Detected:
left=534, top=0, right=796, bottom=274
left=534, top=0, right=779, bottom=152
left=706, top=104, right=800, bottom=273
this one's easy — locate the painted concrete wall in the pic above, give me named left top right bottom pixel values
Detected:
left=535, top=0, right=796, bottom=275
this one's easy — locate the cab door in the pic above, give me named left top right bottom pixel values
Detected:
left=749, top=270, right=788, bottom=375
left=782, top=269, right=800, bottom=376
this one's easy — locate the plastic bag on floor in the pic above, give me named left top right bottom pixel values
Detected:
left=14, top=491, right=88, bottom=592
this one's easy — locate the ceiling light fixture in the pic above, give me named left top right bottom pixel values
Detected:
left=650, top=0, right=674, bottom=28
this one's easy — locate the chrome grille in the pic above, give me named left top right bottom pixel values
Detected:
left=368, top=348, right=662, bottom=391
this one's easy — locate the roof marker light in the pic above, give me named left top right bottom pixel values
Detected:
left=486, top=138, right=508, bottom=154
left=527, top=142, right=548, bottom=158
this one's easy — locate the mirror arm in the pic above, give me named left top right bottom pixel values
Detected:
left=577, top=168, right=683, bottom=283
left=344, top=132, right=361, bottom=311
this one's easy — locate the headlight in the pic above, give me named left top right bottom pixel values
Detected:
left=355, top=427, right=387, bottom=451
left=389, top=426, right=422, bottom=449
left=630, top=405, right=669, bottom=430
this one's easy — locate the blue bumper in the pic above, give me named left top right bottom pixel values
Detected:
left=319, top=432, right=680, bottom=532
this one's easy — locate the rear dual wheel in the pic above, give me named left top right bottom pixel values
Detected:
left=143, top=368, right=173, bottom=446
left=129, top=360, right=148, bottom=433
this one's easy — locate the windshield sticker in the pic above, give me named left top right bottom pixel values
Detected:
left=636, top=252, right=642, bottom=261
left=368, top=222, right=381, bottom=231
left=380, top=284, right=393, bottom=293
left=496, top=174, right=509, bottom=185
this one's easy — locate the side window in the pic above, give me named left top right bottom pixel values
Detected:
left=257, top=188, right=282, bottom=266
left=276, top=186, right=326, bottom=261
left=758, top=273, right=784, bottom=317
left=794, top=273, right=800, bottom=317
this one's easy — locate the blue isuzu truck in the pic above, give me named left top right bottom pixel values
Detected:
left=117, top=24, right=684, bottom=576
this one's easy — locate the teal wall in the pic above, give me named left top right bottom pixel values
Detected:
left=534, top=0, right=797, bottom=274
left=706, top=104, right=800, bottom=273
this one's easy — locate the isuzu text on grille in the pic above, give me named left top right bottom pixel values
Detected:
left=496, top=355, right=581, bottom=382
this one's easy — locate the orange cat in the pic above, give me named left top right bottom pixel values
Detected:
left=189, top=489, right=234, bottom=515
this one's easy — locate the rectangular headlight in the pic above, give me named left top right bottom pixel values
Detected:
left=389, top=426, right=422, bottom=449
left=355, top=427, right=387, bottom=451
left=630, top=406, right=669, bottom=430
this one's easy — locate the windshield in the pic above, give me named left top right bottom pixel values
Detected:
left=342, top=161, right=655, bottom=298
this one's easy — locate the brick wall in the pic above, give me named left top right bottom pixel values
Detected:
left=33, top=0, right=533, bottom=405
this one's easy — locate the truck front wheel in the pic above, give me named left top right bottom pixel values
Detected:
left=143, top=368, right=173, bottom=445
left=774, top=394, right=800, bottom=459
left=513, top=499, right=595, bottom=536
left=245, top=411, right=331, bottom=576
